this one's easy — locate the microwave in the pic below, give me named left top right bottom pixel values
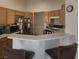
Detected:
left=10, top=25, right=19, bottom=33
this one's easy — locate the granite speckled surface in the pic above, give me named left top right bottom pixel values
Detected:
left=0, top=34, right=7, bottom=39
left=7, top=33, right=68, bottom=40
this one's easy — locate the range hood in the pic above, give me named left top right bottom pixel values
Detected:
left=50, top=16, right=60, bottom=19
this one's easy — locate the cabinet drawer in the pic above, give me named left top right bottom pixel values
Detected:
left=0, top=37, right=12, bottom=48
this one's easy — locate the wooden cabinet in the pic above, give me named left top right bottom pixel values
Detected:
left=0, top=37, right=12, bottom=58
left=0, top=37, right=12, bottom=48
left=48, top=4, right=65, bottom=25
left=0, top=7, right=7, bottom=25
left=0, top=7, right=15, bottom=25
left=49, top=11, right=54, bottom=17
left=48, top=10, right=60, bottom=24
left=25, top=12, right=33, bottom=34
left=54, top=10, right=60, bottom=16
left=15, top=11, right=25, bottom=16
left=49, top=10, right=60, bottom=17
left=60, top=4, right=65, bottom=25
left=7, top=9, right=15, bottom=24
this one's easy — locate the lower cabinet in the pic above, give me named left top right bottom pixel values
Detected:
left=0, top=37, right=12, bottom=58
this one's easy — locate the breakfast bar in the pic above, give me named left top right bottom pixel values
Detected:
left=7, top=33, right=76, bottom=59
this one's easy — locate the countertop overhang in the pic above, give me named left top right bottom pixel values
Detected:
left=6, top=33, right=75, bottom=41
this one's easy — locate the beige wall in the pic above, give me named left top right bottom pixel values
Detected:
left=25, top=0, right=65, bottom=12
left=0, top=0, right=26, bottom=11
left=65, top=0, right=78, bottom=59
left=65, top=0, right=78, bottom=43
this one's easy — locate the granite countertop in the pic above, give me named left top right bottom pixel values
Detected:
left=6, top=33, right=74, bottom=41
left=0, top=34, right=7, bottom=39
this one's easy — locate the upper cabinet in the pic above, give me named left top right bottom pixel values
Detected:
left=48, top=4, right=65, bottom=25
left=15, top=11, right=25, bottom=16
left=7, top=9, right=15, bottom=24
left=60, top=4, right=65, bottom=25
left=54, top=10, right=60, bottom=16
left=48, top=10, right=60, bottom=25
left=49, top=10, right=60, bottom=17
left=0, top=7, right=7, bottom=25
left=25, top=12, right=33, bottom=20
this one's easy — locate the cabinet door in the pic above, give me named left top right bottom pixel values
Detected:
left=49, top=11, right=55, bottom=17
left=25, top=12, right=33, bottom=34
left=49, top=10, right=60, bottom=17
left=0, top=7, right=7, bottom=25
left=0, top=37, right=12, bottom=58
left=15, top=11, right=25, bottom=16
left=54, top=10, right=60, bottom=16
left=60, top=4, right=65, bottom=25
left=7, top=9, right=15, bottom=24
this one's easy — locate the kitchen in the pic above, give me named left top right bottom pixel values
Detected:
left=0, top=0, right=78, bottom=59
left=0, top=6, right=65, bottom=35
